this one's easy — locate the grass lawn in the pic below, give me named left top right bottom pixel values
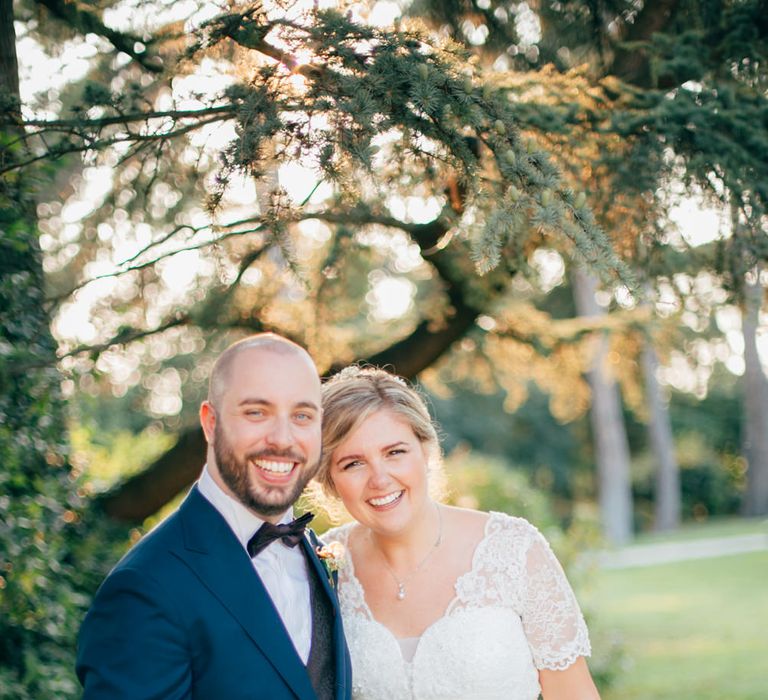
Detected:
left=585, top=534, right=768, bottom=700
left=631, top=516, right=768, bottom=544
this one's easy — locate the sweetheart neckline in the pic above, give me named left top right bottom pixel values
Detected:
left=339, top=511, right=500, bottom=644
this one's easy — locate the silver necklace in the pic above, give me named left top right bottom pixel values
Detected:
left=375, top=504, right=443, bottom=601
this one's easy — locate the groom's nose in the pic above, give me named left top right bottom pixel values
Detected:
left=265, top=415, right=294, bottom=449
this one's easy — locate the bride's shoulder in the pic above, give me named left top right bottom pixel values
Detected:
left=443, top=506, right=544, bottom=546
left=444, top=504, right=539, bottom=538
left=442, top=505, right=540, bottom=553
left=441, top=504, right=490, bottom=540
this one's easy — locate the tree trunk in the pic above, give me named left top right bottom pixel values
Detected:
left=572, top=268, right=634, bottom=544
left=0, top=0, right=67, bottom=476
left=1, top=2, right=82, bottom=694
left=0, top=0, right=20, bottom=99
left=741, top=269, right=768, bottom=516
left=641, top=339, right=681, bottom=530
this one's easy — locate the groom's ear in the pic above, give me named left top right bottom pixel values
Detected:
left=200, top=401, right=216, bottom=444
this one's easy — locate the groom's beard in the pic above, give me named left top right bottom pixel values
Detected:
left=212, top=419, right=318, bottom=517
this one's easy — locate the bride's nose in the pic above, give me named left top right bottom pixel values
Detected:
left=366, top=459, right=392, bottom=489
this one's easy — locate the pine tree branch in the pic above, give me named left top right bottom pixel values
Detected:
left=19, top=105, right=236, bottom=131
left=494, top=307, right=652, bottom=357
left=311, top=207, right=449, bottom=249
left=21, top=243, right=268, bottom=375
left=34, top=0, right=164, bottom=73
left=7, top=314, right=192, bottom=375
left=47, top=206, right=445, bottom=306
left=1, top=112, right=232, bottom=176
left=610, top=0, right=682, bottom=87
left=46, top=223, right=269, bottom=306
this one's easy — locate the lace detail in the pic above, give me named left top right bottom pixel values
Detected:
left=324, top=513, right=590, bottom=700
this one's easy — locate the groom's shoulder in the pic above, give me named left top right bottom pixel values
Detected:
left=111, top=502, right=187, bottom=576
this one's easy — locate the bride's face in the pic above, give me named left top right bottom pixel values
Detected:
left=329, top=409, right=431, bottom=535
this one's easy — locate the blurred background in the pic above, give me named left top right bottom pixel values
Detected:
left=2, top=0, right=767, bottom=698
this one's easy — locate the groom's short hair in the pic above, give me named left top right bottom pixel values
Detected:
left=207, top=333, right=312, bottom=409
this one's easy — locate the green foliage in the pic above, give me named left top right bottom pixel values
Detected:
left=429, top=382, right=587, bottom=498
left=441, top=447, right=605, bottom=569
left=0, top=134, right=134, bottom=698
left=629, top=377, right=745, bottom=529
left=442, top=448, right=559, bottom=526
left=0, top=162, right=82, bottom=696
left=11, top=3, right=629, bottom=291
left=70, top=423, right=176, bottom=489
left=633, top=433, right=744, bottom=529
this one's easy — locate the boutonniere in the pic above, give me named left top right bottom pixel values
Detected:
left=315, top=541, right=346, bottom=583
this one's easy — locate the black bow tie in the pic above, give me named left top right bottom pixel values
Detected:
left=247, top=512, right=314, bottom=557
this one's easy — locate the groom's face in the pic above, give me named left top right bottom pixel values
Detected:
left=202, top=346, right=322, bottom=522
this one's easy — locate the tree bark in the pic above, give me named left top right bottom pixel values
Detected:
left=1, top=4, right=80, bottom=693
left=741, top=269, right=768, bottom=516
left=641, top=339, right=681, bottom=530
left=572, top=268, right=634, bottom=544
left=97, top=427, right=207, bottom=521
left=0, top=0, right=20, bottom=100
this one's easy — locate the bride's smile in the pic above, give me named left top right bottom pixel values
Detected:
left=329, top=409, right=433, bottom=535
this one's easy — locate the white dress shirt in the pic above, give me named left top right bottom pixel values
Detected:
left=197, top=465, right=313, bottom=663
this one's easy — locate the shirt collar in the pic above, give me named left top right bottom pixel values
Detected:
left=197, top=464, right=294, bottom=551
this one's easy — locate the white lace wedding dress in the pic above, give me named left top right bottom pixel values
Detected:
left=324, top=512, right=591, bottom=700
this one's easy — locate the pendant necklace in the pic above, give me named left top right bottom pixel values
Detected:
left=376, top=503, right=443, bottom=601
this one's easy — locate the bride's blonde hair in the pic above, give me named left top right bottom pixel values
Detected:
left=317, top=365, right=442, bottom=500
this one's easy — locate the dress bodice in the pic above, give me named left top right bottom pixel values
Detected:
left=324, top=512, right=591, bottom=700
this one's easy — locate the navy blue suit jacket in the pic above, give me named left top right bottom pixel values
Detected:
left=76, top=486, right=352, bottom=699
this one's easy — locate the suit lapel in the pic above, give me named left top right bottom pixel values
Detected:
left=301, top=534, right=340, bottom=613
left=303, top=531, right=352, bottom=700
left=175, top=488, right=314, bottom=700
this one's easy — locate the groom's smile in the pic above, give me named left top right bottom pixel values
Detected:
left=253, top=458, right=296, bottom=476
left=248, top=450, right=305, bottom=484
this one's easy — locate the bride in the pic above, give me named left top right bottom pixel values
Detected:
left=317, top=366, right=600, bottom=700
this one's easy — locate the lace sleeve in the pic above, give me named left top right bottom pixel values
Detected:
left=520, top=526, right=591, bottom=670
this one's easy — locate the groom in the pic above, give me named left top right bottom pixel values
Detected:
left=76, top=333, right=352, bottom=699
